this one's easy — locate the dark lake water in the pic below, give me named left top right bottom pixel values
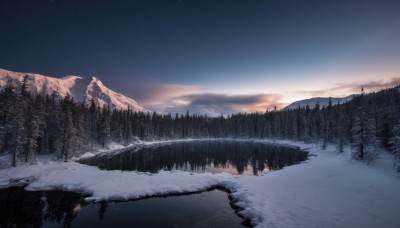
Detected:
left=0, top=187, right=247, bottom=228
left=1, top=141, right=308, bottom=227
left=80, top=140, right=308, bottom=175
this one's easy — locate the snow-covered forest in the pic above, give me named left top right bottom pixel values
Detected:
left=1, top=79, right=399, bottom=168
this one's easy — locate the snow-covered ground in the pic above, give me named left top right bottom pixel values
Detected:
left=1, top=139, right=399, bottom=227
left=75, top=138, right=226, bottom=160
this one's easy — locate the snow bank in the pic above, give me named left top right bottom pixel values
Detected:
left=234, top=145, right=400, bottom=227
left=1, top=139, right=400, bottom=227
left=75, top=138, right=221, bottom=159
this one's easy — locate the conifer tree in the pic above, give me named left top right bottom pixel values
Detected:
left=0, top=85, right=17, bottom=153
left=389, top=121, right=400, bottom=171
left=25, top=97, right=46, bottom=162
left=12, top=90, right=28, bottom=166
left=61, top=105, right=78, bottom=162
left=99, top=105, right=111, bottom=147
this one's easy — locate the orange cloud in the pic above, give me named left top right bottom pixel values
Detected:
left=122, top=83, right=203, bottom=104
left=160, top=93, right=284, bottom=116
left=294, top=77, right=400, bottom=97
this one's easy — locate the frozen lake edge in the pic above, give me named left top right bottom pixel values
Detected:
left=1, top=138, right=400, bottom=227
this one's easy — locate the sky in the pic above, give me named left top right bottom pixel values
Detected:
left=1, top=0, right=399, bottom=115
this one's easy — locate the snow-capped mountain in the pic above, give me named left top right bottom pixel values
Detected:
left=284, top=95, right=355, bottom=110
left=0, top=68, right=146, bottom=111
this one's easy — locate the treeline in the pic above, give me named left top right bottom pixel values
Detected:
left=0, top=79, right=400, bottom=169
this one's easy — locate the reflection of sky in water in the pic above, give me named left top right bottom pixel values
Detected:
left=207, top=163, right=270, bottom=176
left=170, top=163, right=270, bottom=176
left=81, top=141, right=308, bottom=176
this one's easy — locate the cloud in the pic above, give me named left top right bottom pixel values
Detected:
left=119, top=82, right=284, bottom=116
left=160, top=93, right=284, bottom=116
left=118, top=77, right=400, bottom=116
left=119, top=83, right=203, bottom=103
left=337, top=77, right=400, bottom=93
left=295, top=77, right=400, bottom=97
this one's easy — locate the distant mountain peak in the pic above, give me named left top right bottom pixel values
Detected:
left=284, top=95, right=355, bottom=110
left=0, top=68, right=147, bottom=111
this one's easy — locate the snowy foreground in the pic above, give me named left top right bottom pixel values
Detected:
left=1, top=139, right=400, bottom=227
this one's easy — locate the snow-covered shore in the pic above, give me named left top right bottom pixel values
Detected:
left=1, top=139, right=399, bottom=227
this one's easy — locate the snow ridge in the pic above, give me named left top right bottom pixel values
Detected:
left=0, top=68, right=146, bottom=111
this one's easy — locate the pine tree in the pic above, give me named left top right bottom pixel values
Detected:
left=351, top=87, right=369, bottom=160
left=50, top=91, right=64, bottom=156
left=351, top=89, right=381, bottom=162
left=12, top=93, right=27, bottom=166
left=0, top=125, right=5, bottom=153
left=351, top=105, right=367, bottom=159
left=25, top=97, right=46, bottom=162
left=73, top=103, right=88, bottom=151
left=99, top=105, right=111, bottom=147
left=0, top=85, right=17, bottom=154
left=88, top=99, right=98, bottom=145
left=335, top=107, right=346, bottom=153
left=61, top=105, right=78, bottom=162
left=363, top=118, right=380, bottom=163
left=389, top=121, right=400, bottom=171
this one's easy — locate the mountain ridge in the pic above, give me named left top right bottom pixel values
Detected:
left=284, top=95, right=355, bottom=110
left=0, top=68, right=146, bottom=111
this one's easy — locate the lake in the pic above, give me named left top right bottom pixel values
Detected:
left=0, top=186, right=247, bottom=227
left=80, top=140, right=309, bottom=175
left=1, top=140, right=308, bottom=227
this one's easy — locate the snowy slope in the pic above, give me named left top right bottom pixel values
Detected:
left=0, top=68, right=146, bottom=111
left=284, top=95, right=355, bottom=110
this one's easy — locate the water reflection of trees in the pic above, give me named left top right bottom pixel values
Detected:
left=82, top=142, right=308, bottom=175
left=0, top=187, right=85, bottom=227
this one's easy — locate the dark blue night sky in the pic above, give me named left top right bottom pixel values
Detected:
left=1, top=0, right=399, bottom=114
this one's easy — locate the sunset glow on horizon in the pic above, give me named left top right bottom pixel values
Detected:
left=1, top=0, right=399, bottom=115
